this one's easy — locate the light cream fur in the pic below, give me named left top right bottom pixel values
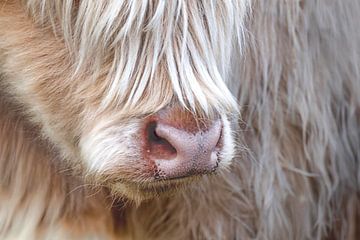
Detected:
left=0, top=0, right=359, bottom=239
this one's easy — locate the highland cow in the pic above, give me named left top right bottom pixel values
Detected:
left=0, top=0, right=359, bottom=239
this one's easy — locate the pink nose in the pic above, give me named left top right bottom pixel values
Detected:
left=144, top=116, right=222, bottom=180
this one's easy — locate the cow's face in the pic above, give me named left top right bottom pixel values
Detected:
left=1, top=0, right=248, bottom=202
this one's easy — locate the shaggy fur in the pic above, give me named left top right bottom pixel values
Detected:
left=0, top=0, right=359, bottom=239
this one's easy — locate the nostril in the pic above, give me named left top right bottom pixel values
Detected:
left=214, top=126, right=223, bottom=150
left=146, top=122, right=177, bottom=161
left=147, top=122, right=161, bottom=143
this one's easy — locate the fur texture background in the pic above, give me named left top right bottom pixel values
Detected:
left=0, top=0, right=359, bottom=239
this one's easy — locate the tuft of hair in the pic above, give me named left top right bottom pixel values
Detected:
left=24, top=0, right=249, bottom=117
